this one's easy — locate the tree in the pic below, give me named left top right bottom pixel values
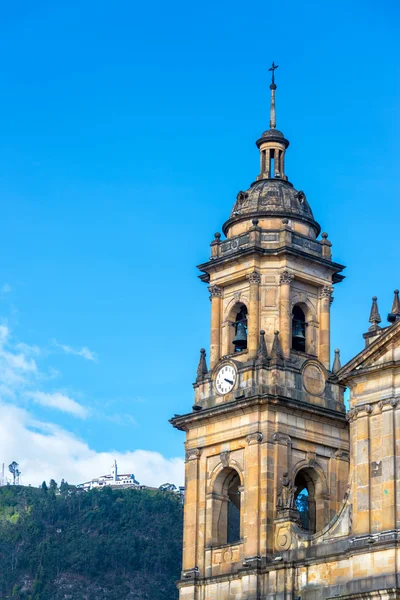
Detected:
left=41, top=481, right=48, bottom=492
left=49, top=479, right=57, bottom=492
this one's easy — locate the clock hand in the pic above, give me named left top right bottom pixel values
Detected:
left=224, top=378, right=234, bottom=385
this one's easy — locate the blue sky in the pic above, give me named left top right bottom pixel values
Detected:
left=0, top=0, right=398, bottom=486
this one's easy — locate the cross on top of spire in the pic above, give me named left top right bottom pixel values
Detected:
left=268, top=61, right=279, bottom=87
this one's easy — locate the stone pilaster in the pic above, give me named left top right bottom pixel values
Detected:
left=279, top=270, right=294, bottom=357
left=243, top=433, right=263, bottom=560
left=246, top=271, right=261, bottom=357
left=182, top=449, right=201, bottom=573
left=208, top=285, right=222, bottom=369
left=319, top=285, right=333, bottom=369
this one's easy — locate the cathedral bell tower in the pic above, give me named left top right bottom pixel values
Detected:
left=171, top=66, right=350, bottom=600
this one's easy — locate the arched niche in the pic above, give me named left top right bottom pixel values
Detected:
left=291, top=298, right=318, bottom=356
left=224, top=302, right=248, bottom=355
left=211, top=467, right=242, bottom=546
left=294, top=465, right=328, bottom=533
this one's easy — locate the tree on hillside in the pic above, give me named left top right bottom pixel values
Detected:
left=49, top=479, right=58, bottom=492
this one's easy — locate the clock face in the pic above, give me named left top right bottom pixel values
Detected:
left=215, top=364, right=237, bottom=395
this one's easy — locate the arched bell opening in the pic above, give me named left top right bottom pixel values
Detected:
left=292, top=305, right=306, bottom=352
left=294, top=467, right=326, bottom=534
left=229, top=303, right=248, bottom=353
left=211, top=467, right=242, bottom=546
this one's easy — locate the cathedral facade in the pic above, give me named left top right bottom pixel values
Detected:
left=171, top=69, right=400, bottom=599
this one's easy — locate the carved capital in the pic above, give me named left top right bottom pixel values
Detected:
left=320, top=285, right=334, bottom=299
left=272, top=432, right=292, bottom=445
left=346, top=408, right=359, bottom=422
left=246, top=432, right=263, bottom=445
left=186, top=448, right=201, bottom=461
left=335, top=449, right=350, bottom=461
left=208, top=284, right=222, bottom=299
left=279, top=270, right=294, bottom=285
left=247, top=271, right=261, bottom=285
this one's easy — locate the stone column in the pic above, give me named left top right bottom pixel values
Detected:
left=319, top=285, right=333, bottom=369
left=208, top=285, right=222, bottom=369
left=274, top=148, right=280, bottom=177
left=182, top=449, right=201, bottom=576
left=246, top=271, right=261, bottom=357
left=243, top=433, right=263, bottom=561
left=279, top=270, right=294, bottom=358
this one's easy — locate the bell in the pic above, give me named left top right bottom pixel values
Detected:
left=233, top=321, right=247, bottom=351
left=292, top=319, right=306, bottom=340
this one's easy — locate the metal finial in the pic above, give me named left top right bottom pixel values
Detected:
left=269, top=61, right=279, bottom=86
left=268, top=61, right=279, bottom=129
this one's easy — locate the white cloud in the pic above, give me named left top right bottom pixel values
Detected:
left=0, top=324, right=87, bottom=419
left=53, top=340, right=98, bottom=362
left=0, top=402, right=184, bottom=488
left=28, top=391, right=89, bottom=419
left=0, top=283, right=12, bottom=294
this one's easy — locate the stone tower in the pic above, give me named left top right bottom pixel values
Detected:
left=171, top=67, right=351, bottom=599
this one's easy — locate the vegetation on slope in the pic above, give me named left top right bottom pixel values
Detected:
left=0, top=484, right=183, bottom=600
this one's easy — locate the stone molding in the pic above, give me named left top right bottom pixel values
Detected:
left=246, top=271, right=261, bottom=285
left=186, top=448, right=201, bottom=461
left=208, top=284, right=222, bottom=299
left=246, top=432, right=263, bottom=445
left=279, top=270, right=294, bottom=285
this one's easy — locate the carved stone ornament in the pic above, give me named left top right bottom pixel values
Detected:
left=186, top=448, right=201, bottom=461
left=346, top=408, right=359, bottom=422
left=296, top=190, right=306, bottom=205
left=279, top=270, right=294, bottom=285
left=378, top=398, right=399, bottom=411
left=208, top=284, right=222, bottom=299
left=276, top=472, right=297, bottom=510
left=246, top=432, right=263, bottom=445
left=320, top=285, right=334, bottom=299
left=306, top=451, right=316, bottom=466
left=236, top=190, right=249, bottom=203
left=233, top=291, right=242, bottom=302
left=220, top=451, right=230, bottom=467
left=247, top=271, right=261, bottom=285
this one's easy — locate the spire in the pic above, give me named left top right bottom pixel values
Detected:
left=388, top=290, right=400, bottom=323
left=332, top=349, right=341, bottom=374
left=270, top=330, right=284, bottom=364
left=255, top=330, right=269, bottom=366
left=368, top=296, right=381, bottom=332
left=196, top=348, right=208, bottom=382
left=256, top=62, right=289, bottom=182
left=268, top=61, right=278, bottom=129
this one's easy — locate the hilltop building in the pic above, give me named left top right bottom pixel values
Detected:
left=171, top=65, right=400, bottom=599
left=77, top=460, right=140, bottom=491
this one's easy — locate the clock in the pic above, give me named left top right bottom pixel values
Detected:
left=215, top=364, right=237, bottom=395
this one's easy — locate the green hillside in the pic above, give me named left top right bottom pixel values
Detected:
left=0, top=484, right=183, bottom=600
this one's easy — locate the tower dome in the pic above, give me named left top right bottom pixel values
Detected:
left=223, top=62, right=320, bottom=239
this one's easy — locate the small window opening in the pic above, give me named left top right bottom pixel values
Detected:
left=292, top=305, right=306, bottom=352
left=227, top=472, right=241, bottom=544
left=232, top=305, right=248, bottom=352
left=294, top=470, right=317, bottom=534
left=269, top=149, right=274, bottom=178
